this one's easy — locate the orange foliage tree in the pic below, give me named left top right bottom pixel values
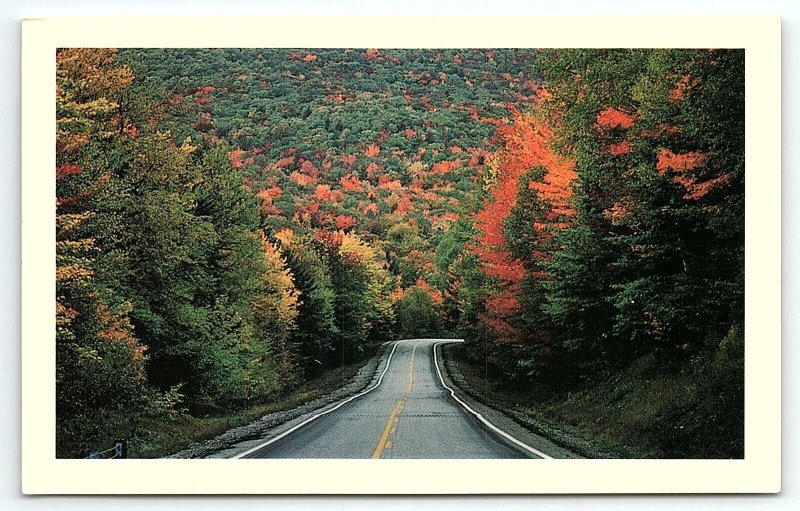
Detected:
left=469, top=108, right=575, bottom=348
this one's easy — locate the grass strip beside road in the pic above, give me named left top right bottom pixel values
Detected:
left=443, top=343, right=744, bottom=459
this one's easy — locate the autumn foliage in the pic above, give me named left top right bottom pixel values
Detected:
left=470, top=109, right=575, bottom=343
left=596, top=107, right=636, bottom=129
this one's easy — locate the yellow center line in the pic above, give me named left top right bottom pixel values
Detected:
left=371, top=342, right=420, bottom=459
left=371, top=400, right=403, bottom=459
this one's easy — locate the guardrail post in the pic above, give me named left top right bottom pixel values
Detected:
left=114, top=440, right=127, bottom=459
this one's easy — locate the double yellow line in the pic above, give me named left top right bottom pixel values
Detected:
left=371, top=341, right=420, bottom=459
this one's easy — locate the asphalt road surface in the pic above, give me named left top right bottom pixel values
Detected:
left=239, top=339, right=542, bottom=459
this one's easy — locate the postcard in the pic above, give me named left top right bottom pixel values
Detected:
left=21, top=16, right=781, bottom=494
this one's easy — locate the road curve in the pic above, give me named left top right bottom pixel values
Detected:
left=237, top=339, right=545, bottom=459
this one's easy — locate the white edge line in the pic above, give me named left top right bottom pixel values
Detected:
left=233, top=340, right=406, bottom=459
left=433, top=342, right=553, bottom=460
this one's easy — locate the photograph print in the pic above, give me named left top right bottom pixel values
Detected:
left=54, top=46, right=746, bottom=461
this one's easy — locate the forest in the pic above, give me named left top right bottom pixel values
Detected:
left=56, top=48, right=744, bottom=458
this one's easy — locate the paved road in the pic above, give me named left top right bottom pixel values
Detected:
left=240, top=339, right=537, bottom=459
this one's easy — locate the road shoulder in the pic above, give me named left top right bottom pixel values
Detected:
left=437, top=344, right=584, bottom=459
left=168, top=342, right=394, bottom=459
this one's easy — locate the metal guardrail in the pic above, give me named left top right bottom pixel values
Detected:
left=85, top=440, right=127, bottom=459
